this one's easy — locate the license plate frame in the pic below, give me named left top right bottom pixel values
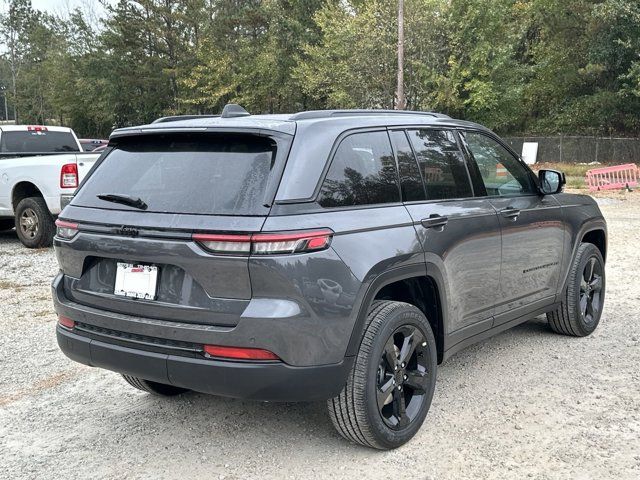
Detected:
left=114, top=263, right=158, bottom=300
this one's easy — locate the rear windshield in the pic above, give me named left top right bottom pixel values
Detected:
left=73, top=133, right=278, bottom=215
left=0, top=130, right=79, bottom=153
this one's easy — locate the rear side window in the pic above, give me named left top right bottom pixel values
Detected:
left=389, top=130, right=426, bottom=202
left=318, top=131, right=399, bottom=208
left=73, top=133, right=277, bottom=215
left=0, top=130, right=79, bottom=153
left=407, top=129, right=472, bottom=200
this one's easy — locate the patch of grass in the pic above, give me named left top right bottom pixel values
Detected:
left=566, top=176, right=587, bottom=189
left=533, top=162, right=595, bottom=177
left=531, top=162, right=594, bottom=189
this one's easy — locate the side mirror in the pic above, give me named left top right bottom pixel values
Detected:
left=538, top=169, right=566, bottom=194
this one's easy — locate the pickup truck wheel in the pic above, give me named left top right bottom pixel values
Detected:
left=327, top=301, right=437, bottom=449
left=14, top=197, right=55, bottom=248
left=121, top=375, right=189, bottom=396
left=0, top=219, right=14, bottom=231
left=547, top=242, right=605, bottom=337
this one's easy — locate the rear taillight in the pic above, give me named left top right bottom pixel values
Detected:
left=193, top=229, right=333, bottom=255
left=55, top=219, right=78, bottom=239
left=60, top=163, right=78, bottom=188
left=191, top=233, right=252, bottom=255
left=58, top=315, right=75, bottom=329
left=203, top=344, right=279, bottom=361
left=252, top=230, right=332, bottom=254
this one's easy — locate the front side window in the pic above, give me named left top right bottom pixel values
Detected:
left=407, top=129, right=473, bottom=200
left=462, top=131, right=535, bottom=196
left=318, top=131, right=399, bottom=207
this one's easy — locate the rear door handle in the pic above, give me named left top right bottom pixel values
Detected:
left=501, top=207, right=521, bottom=220
left=421, top=215, right=449, bottom=229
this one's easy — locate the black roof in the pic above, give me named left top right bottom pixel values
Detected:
left=111, top=108, right=486, bottom=140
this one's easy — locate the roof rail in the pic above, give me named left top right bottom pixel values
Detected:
left=152, top=114, right=219, bottom=124
left=290, top=109, right=450, bottom=121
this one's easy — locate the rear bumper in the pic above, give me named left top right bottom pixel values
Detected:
left=52, top=273, right=354, bottom=402
left=56, top=326, right=351, bottom=401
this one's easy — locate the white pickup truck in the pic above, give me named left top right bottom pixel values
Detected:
left=0, top=125, right=101, bottom=248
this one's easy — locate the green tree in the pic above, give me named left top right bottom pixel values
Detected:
left=295, top=0, right=398, bottom=109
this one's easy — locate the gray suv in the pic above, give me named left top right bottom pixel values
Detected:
left=53, top=107, right=607, bottom=449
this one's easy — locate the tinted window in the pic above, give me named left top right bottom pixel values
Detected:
left=80, top=140, right=106, bottom=151
left=462, top=131, right=535, bottom=196
left=390, top=130, right=426, bottom=202
left=407, top=129, right=472, bottom=200
left=318, top=131, right=399, bottom=207
left=73, top=133, right=277, bottom=215
left=0, top=130, right=79, bottom=153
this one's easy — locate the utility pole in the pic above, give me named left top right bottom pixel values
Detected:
left=0, top=87, right=7, bottom=122
left=395, top=0, right=406, bottom=110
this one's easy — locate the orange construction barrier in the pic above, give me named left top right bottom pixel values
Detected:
left=586, top=164, right=639, bottom=191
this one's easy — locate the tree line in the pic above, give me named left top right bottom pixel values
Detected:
left=1, top=0, right=639, bottom=138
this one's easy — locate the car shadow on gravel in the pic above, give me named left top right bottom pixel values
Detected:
left=88, top=317, right=559, bottom=453
left=508, top=316, right=556, bottom=336
left=105, top=388, right=355, bottom=451
left=0, top=229, right=19, bottom=246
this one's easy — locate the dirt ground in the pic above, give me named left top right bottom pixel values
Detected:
left=1, top=191, right=639, bottom=480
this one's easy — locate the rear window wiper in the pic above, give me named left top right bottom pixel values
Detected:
left=97, top=193, right=148, bottom=210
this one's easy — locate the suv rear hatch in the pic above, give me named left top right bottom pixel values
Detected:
left=56, top=131, right=290, bottom=327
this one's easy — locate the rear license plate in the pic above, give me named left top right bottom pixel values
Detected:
left=114, top=263, right=158, bottom=300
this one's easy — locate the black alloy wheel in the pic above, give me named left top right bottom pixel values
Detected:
left=548, top=242, right=605, bottom=337
left=579, top=256, right=603, bottom=327
left=328, top=301, right=437, bottom=449
left=376, top=325, right=431, bottom=429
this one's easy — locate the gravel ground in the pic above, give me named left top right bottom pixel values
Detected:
left=1, top=192, right=639, bottom=480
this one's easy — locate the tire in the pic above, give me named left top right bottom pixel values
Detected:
left=547, top=242, right=605, bottom=337
left=0, top=219, right=14, bottom=231
left=121, top=374, right=189, bottom=396
left=14, top=196, right=55, bottom=248
left=327, top=300, right=437, bottom=449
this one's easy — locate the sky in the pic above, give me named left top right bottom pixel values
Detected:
left=29, top=0, right=109, bottom=18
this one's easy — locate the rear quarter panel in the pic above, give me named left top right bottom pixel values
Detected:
left=254, top=204, right=423, bottom=365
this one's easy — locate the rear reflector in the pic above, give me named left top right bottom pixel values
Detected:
left=58, top=315, right=75, bottom=329
left=193, top=229, right=333, bottom=255
left=60, top=163, right=78, bottom=188
left=203, top=344, right=279, bottom=361
left=55, top=219, right=79, bottom=240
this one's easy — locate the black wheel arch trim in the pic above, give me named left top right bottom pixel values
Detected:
left=558, top=219, right=607, bottom=300
left=345, top=262, right=448, bottom=364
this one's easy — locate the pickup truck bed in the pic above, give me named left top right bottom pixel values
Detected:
left=0, top=151, right=100, bottom=247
